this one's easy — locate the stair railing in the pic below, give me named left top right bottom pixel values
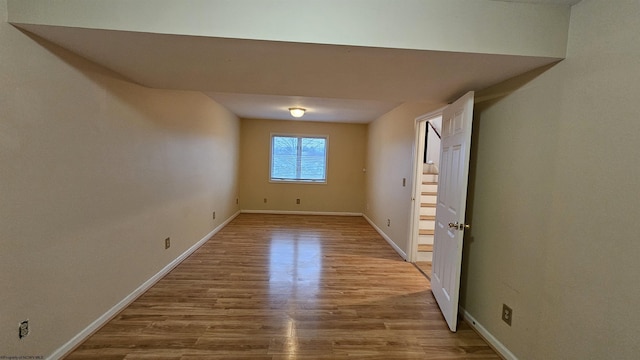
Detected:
left=424, top=121, right=441, bottom=164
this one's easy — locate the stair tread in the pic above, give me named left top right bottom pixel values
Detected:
left=418, top=244, right=434, bottom=252
left=421, top=191, right=438, bottom=196
left=419, top=229, right=435, bottom=236
left=421, top=203, right=436, bottom=208
left=422, top=181, right=438, bottom=185
left=420, top=215, right=435, bottom=220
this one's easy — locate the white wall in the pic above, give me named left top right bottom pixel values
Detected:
left=461, top=0, right=640, bottom=359
left=365, top=102, right=440, bottom=256
left=0, top=1, right=240, bottom=356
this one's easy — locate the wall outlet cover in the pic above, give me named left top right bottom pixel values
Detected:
left=502, top=304, right=513, bottom=326
left=19, top=320, right=29, bottom=339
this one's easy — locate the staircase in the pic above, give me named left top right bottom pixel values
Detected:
left=417, top=167, right=438, bottom=263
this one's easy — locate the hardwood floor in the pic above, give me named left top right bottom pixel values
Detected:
left=415, top=261, right=433, bottom=280
left=65, top=214, right=498, bottom=359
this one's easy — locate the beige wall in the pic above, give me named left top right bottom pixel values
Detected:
left=364, top=102, right=440, bottom=256
left=461, top=0, right=640, bottom=359
left=239, top=118, right=366, bottom=213
left=6, top=0, right=638, bottom=358
left=0, top=1, right=240, bottom=356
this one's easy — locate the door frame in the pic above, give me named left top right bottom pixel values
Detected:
left=408, top=108, right=445, bottom=263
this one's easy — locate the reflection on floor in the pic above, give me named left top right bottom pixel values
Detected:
left=415, top=261, right=432, bottom=279
left=65, top=214, right=498, bottom=359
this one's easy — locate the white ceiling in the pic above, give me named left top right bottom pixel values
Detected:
left=205, top=93, right=402, bottom=123
left=16, top=6, right=573, bottom=123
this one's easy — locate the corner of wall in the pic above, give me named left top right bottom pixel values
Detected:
left=461, top=309, right=519, bottom=360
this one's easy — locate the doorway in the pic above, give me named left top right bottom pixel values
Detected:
left=410, top=111, right=443, bottom=278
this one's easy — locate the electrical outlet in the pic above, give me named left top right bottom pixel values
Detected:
left=264, top=198, right=267, bottom=203
left=502, top=304, right=513, bottom=326
left=236, top=198, right=239, bottom=205
left=296, top=198, right=300, bottom=204
left=212, top=211, right=216, bottom=220
left=19, top=320, right=29, bottom=339
left=387, top=219, right=391, bottom=227
left=165, top=237, right=171, bottom=249
left=402, top=178, right=406, bottom=187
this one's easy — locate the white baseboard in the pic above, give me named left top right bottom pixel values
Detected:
left=241, top=209, right=362, bottom=216
left=461, top=308, right=518, bottom=360
left=362, top=214, right=407, bottom=260
left=49, top=210, right=240, bottom=360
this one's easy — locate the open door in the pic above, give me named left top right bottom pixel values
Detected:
left=431, top=91, right=474, bottom=332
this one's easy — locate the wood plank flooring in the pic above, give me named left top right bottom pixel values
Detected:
left=415, top=261, right=433, bottom=280
left=65, top=214, right=498, bottom=359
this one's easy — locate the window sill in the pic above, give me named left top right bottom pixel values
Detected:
left=270, top=179, right=327, bottom=185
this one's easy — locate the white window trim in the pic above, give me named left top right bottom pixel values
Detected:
left=269, top=133, right=329, bottom=184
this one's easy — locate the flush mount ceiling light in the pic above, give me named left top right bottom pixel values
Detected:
left=289, top=107, right=306, bottom=118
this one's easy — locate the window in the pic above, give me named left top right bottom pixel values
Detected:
left=270, top=135, right=327, bottom=183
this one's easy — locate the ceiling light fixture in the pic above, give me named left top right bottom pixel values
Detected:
left=289, top=107, right=306, bottom=118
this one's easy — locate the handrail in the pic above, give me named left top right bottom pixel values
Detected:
left=428, top=121, right=441, bottom=139
left=424, top=121, right=441, bottom=164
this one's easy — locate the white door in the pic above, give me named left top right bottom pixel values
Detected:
left=431, top=91, right=474, bottom=332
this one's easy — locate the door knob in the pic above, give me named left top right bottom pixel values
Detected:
left=448, top=222, right=470, bottom=230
